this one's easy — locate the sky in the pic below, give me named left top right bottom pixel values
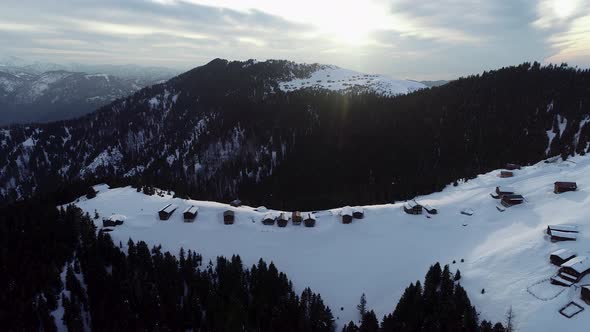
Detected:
left=0, top=0, right=589, bottom=80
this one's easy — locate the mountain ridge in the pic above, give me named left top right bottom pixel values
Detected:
left=0, top=60, right=589, bottom=210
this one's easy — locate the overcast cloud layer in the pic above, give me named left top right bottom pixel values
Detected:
left=1, top=0, right=588, bottom=79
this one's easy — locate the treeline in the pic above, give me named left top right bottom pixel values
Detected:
left=0, top=198, right=334, bottom=331
left=343, top=263, right=507, bottom=332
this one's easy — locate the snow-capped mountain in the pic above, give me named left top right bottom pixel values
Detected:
left=277, top=64, right=425, bottom=96
left=73, top=154, right=590, bottom=331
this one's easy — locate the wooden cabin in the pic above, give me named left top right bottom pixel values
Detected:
left=404, top=201, right=423, bottom=215
left=491, top=186, right=515, bottom=199
left=505, top=163, right=521, bottom=170
left=423, top=204, right=438, bottom=215
left=291, top=211, right=302, bottom=225
left=304, top=213, right=316, bottom=227
left=547, top=225, right=579, bottom=242
left=341, top=207, right=353, bottom=224
left=230, top=199, right=242, bottom=207
left=159, top=203, right=178, bottom=220
left=551, top=256, right=590, bottom=286
left=103, top=214, right=126, bottom=227
left=500, top=194, right=524, bottom=207
left=500, top=171, right=514, bottom=178
left=352, top=207, right=364, bottom=219
left=262, top=213, right=275, bottom=226
left=582, top=285, right=590, bottom=304
left=183, top=206, right=198, bottom=222
left=554, top=182, right=577, bottom=194
left=277, top=213, right=288, bottom=227
left=550, top=249, right=576, bottom=266
left=223, top=210, right=235, bottom=225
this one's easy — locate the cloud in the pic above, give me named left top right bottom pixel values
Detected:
left=533, top=0, right=590, bottom=66
left=0, top=0, right=588, bottom=80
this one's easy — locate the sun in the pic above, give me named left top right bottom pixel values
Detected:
left=309, top=2, right=388, bottom=46
left=551, top=0, right=579, bottom=19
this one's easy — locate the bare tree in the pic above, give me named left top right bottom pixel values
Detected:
left=505, top=306, right=516, bottom=332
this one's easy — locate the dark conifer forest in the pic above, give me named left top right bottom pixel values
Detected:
left=1, top=60, right=590, bottom=210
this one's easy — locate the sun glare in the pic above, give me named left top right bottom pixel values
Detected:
left=551, top=0, right=578, bottom=19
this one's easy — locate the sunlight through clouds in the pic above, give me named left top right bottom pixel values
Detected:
left=533, top=0, right=590, bottom=65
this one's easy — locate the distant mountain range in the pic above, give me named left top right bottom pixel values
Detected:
left=0, top=56, right=180, bottom=124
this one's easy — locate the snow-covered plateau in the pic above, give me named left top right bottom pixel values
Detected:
left=73, top=155, right=590, bottom=330
left=278, top=65, right=426, bottom=96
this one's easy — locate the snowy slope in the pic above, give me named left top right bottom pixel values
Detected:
left=278, top=65, right=426, bottom=96
left=73, top=156, right=590, bottom=331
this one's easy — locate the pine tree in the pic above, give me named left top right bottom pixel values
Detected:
left=357, top=293, right=367, bottom=319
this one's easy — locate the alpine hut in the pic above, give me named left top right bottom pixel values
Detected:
left=341, top=207, right=353, bottom=224
left=183, top=206, right=198, bottom=222
left=550, top=249, right=577, bottom=266
left=292, top=211, right=303, bottom=225
left=554, top=182, right=577, bottom=194
left=547, top=224, right=579, bottom=242
left=505, top=163, right=521, bottom=170
left=491, top=186, right=515, bottom=199
left=500, top=194, right=524, bottom=207
left=423, top=204, right=438, bottom=215
left=500, top=171, right=514, bottom=178
left=262, top=213, right=275, bottom=226
left=582, top=285, right=590, bottom=304
left=404, top=201, right=423, bottom=215
left=277, top=213, right=288, bottom=227
left=103, top=214, right=126, bottom=227
left=304, top=213, right=316, bottom=227
left=352, top=207, right=364, bottom=219
left=223, top=210, right=235, bottom=225
left=230, top=199, right=242, bottom=207
left=159, top=203, right=178, bottom=220
left=551, top=256, right=590, bottom=286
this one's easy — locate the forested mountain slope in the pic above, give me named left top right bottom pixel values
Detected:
left=1, top=60, right=589, bottom=209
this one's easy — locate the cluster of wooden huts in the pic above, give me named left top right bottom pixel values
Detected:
left=261, top=211, right=317, bottom=227
left=551, top=254, right=590, bottom=287
left=491, top=186, right=525, bottom=208
left=403, top=200, right=437, bottom=215
left=340, top=207, right=364, bottom=223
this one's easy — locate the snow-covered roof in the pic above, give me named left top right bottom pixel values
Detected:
left=405, top=201, right=421, bottom=208
left=496, top=186, right=515, bottom=193
left=341, top=206, right=353, bottom=215
left=422, top=204, right=436, bottom=211
left=548, top=224, right=579, bottom=233
left=305, top=213, right=316, bottom=220
left=108, top=214, right=126, bottom=221
left=353, top=207, right=364, bottom=213
left=551, top=248, right=576, bottom=260
left=263, top=213, right=276, bottom=220
left=501, top=194, right=524, bottom=201
left=183, top=206, right=199, bottom=214
left=561, top=256, right=590, bottom=273
left=161, top=203, right=178, bottom=213
left=278, top=212, right=288, bottom=220
left=550, top=230, right=578, bottom=240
